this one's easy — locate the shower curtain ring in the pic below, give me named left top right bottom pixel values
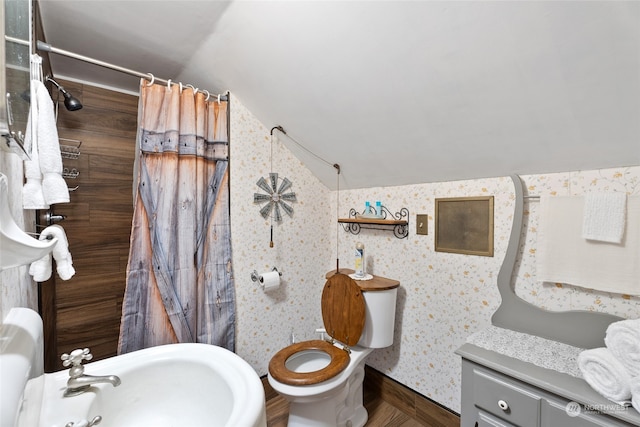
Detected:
left=203, top=90, right=210, bottom=101
left=166, top=79, right=172, bottom=91
left=217, top=94, right=221, bottom=104
left=187, top=84, right=198, bottom=95
left=146, top=73, right=155, bottom=86
left=179, top=82, right=183, bottom=93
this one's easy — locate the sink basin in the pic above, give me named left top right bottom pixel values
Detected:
left=39, top=343, right=266, bottom=427
left=1, top=308, right=267, bottom=427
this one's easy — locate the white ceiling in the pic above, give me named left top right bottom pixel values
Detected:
left=38, top=1, right=640, bottom=190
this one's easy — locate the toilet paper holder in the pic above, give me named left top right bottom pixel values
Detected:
left=251, top=267, right=282, bottom=283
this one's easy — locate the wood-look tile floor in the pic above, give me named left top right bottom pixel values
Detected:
left=266, top=393, right=434, bottom=426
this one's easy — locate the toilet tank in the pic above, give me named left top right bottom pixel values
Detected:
left=358, top=286, right=398, bottom=349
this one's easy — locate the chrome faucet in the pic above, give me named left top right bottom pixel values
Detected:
left=61, top=348, right=121, bottom=397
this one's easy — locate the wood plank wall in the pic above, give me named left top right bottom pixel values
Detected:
left=40, top=80, right=138, bottom=371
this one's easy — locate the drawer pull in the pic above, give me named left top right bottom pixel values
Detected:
left=497, top=400, right=509, bottom=411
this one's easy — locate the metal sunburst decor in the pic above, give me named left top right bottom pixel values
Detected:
left=253, top=172, right=297, bottom=222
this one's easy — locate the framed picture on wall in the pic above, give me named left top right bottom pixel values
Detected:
left=434, top=196, right=494, bottom=257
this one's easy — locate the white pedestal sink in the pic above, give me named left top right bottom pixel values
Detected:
left=0, top=308, right=267, bottom=427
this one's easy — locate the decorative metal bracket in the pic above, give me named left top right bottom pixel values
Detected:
left=340, top=206, right=409, bottom=239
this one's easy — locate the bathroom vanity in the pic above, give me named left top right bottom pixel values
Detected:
left=456, top=339, right=640, bottom=427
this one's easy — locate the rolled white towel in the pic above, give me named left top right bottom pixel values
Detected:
left=29, top=253, right=52, bottom=282
left=632, top=377, right=640, bottom=414
left=28, top=230, right=57, bottom=281
left=578, top=347, right=632, bottom=404
left=605, top=318, right=640, bottom=378
left=41, top=225, right=75, bottom=280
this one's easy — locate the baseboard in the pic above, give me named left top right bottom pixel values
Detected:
left=363, top=365, right=460, bottom=426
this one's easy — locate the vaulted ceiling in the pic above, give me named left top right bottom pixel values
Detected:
left=38, top=1, right=640, bottom=190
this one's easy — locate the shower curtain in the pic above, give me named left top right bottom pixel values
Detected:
left=118, top=81, right=234, bottom=354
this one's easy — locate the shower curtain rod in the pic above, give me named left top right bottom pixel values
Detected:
left=5, top=36, right=227, bottom=101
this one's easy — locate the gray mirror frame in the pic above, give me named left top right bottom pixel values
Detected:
left=491, top=175, right=622, bottom=349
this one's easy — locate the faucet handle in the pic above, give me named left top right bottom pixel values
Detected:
left=65, top=416, right=102, bottom=427
left=61, top=348, right=93, bottom=367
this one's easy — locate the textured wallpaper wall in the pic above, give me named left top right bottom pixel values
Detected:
left=229, top=93, right=639, bottom=413
left=229, top=95, right=332, bottom=371
left=515, top=169, right=640, bottom=315
left=331, top=167, right=640, bottom=412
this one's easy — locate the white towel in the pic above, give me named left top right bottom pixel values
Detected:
left=29, top=253, right=52, bottom=282
left=537, top=196, right=640, bottom=295
left=28, top=229, right=54, bottom=281
left=29, top=225, right=75, bottom=281
left=605, top=318, right=640, bottom=378
left=578, top=347, right=631, bottom=404
left=582, top=192, right=627, bottom=244
left=22, top=82, right=48, bottom=209
left=32, top=81, right=69, bottom=205
left=631, top=377, right=640, bottom=413
left=46, top=225, right=75, bottom=280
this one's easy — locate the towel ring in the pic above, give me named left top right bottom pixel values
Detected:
left=146, top=73, right=155, bottom=87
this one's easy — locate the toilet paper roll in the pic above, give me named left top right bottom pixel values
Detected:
left=259, top=271, right=280, bottom=290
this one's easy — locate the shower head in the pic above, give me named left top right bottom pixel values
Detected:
left=46, top=77, right=83, bottom=111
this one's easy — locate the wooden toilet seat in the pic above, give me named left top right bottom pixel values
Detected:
left=268, top=339, right=350, bottom=385
left=268, top=273, right=365, bottom=386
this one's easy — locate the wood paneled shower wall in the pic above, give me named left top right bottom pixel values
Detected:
left=39, top=80, right=138, bottom=371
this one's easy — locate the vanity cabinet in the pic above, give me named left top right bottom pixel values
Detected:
left=457, top=343, right=639, bottom=427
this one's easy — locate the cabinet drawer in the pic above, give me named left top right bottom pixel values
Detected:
left=478, top=411, right=516, bottom=427
left=541, top=400, right=626, bottom=427
left=473, top=369, right=541, bottom=427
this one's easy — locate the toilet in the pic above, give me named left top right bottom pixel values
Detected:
left=268, top=271, right=399, bottom=427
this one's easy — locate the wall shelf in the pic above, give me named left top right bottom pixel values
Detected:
left=339, top=206, right=409, bottom=239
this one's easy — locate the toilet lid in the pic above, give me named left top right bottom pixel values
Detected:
left=321, top=273, right=365, bottom=346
